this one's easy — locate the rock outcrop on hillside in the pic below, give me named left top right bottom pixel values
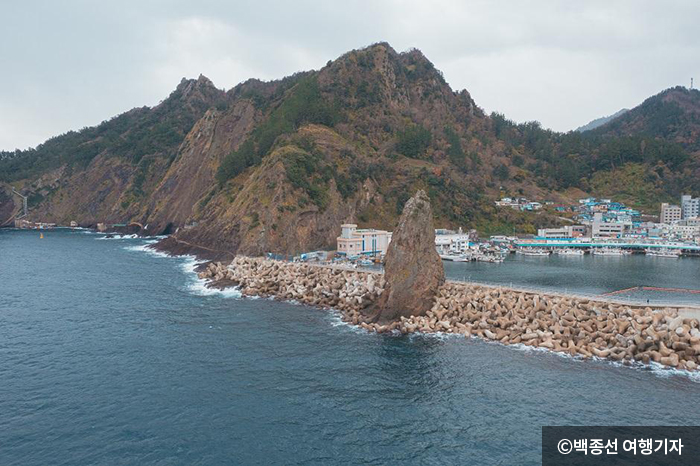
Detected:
left=368, top=190, right=445, bottom=323
left=0, top=184, right=16, bottom=227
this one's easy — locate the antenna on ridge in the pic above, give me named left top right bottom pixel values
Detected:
left=691, top=77, right=694, bottom=90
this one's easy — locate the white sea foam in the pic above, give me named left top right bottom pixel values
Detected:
left=96, top=234, right=140, bottom=240
left=179, top=256, right=242, bottom=298
left=187, top=278, right=242, bottom=298
left=326, top=310, right=373, bottom=334
left=118, top=238, right=242, bottom=299
left=123, top=243, right=171, bottom=258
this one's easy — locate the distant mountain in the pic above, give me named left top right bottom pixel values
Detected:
left=1, top=44, right=699, bottom=257
left=588, top=86, right=700, bottom=152
left=576, top=108, right=628, bottom=132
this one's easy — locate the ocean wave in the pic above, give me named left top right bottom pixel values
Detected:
left=96, top=234, right=140, bottom=240
left=187, top=277, right=242, bottom=298
left=326, top=310, right=376, bottom=335
left=123, top=243, right=171, bottom=258
left=180, top=257, right=242, bottom=298
left=187, top=278, right=242, bottom=298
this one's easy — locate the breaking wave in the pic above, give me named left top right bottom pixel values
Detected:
left=180, top=257, right=242, bottom=298
left=123, top=242, right=171, bottom=258
left=96, top=234, right=140, bottom=240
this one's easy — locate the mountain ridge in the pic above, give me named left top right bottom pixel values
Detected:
left=576, top=108, right=629, bottom=132
left=1, top=43, right=698, bottom=257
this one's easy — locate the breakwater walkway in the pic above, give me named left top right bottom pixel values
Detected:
left=199, top=257, right=700, bottom=372
left=603, top=285, right=700, bottom=297
left=309, top=262, right=700, bottom=314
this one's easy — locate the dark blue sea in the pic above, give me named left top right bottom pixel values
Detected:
left=2, top=228, right=700, bottom=466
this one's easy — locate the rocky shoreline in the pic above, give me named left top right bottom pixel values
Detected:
left=200, top=256, right=700, bottom=372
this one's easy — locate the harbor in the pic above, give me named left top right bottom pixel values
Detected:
left=513, top=239, right=700, bottom=256
left=441, top=253, right=700, bottom=307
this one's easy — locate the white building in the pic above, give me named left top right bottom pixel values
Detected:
left=668, top=224, right=700, bottom=240
left=681, top=195, right=700, bottom=219
left=537, top=225, right=587, bottom=238
left=435, top=233, right=472, bottom=254
left=591, top=212, right=628, bottom=238
left=660, top=202, right=682, bottom=224
left=336, top=224, right=391, bottom=257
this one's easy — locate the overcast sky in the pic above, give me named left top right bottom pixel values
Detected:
left=1, top=0, right=698, bottom=150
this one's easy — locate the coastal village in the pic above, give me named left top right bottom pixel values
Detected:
left=330, top=193, right=700, bottom=265
left=14, top=193, right=700, bottom=262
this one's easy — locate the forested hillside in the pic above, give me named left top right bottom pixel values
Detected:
left=1, top=43, right=698, bottom=256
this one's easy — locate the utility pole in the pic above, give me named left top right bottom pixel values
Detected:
left=11, top=187, right=28, bottom=219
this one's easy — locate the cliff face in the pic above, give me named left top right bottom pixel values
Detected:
left=2, top=43, right=699, bottom=255
left=3, top=75, right=229, bottom=229
left=0, top=184, right=16, bottom=227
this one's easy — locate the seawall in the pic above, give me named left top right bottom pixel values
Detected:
left=200, top=256, right=700, bottom=372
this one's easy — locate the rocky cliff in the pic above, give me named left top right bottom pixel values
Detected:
left=0, top=184, right=16, bottom=227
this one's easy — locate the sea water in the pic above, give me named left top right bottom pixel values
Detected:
left=2, top=229, right=700, bottom=465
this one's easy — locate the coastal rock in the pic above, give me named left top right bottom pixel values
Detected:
left=367, top=190, right=445, bottom=323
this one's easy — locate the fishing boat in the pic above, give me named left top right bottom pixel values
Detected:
left=476, top=253, right=504, bottom=263
left=439, top=253, right=468, bottom=262
left=591, top=247, right=630, bottom=256
left=516, top=248, right=551, bottom=256
left=645, top=248, right=680, bottom=258
left=555, top=248, right=585, bottom=256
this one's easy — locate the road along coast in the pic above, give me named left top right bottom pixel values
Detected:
left=199, top=256, right=700, bottom=372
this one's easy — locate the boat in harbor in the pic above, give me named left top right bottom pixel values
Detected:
left=476, top=254, right=505, bottom=263
left=591, top=247, right=631, bottom=256
left=440, top=253, right=468, bottom=261
left=555, top=248, right=585, bottom=256
left=439, top=251, right=504, bottom=263
left=645, top=248, right=681, bottom=258
left=516, top=248, right=551, bottom=256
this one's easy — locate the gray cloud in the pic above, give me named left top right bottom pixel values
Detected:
left=1, top=0, right=698, bottom=149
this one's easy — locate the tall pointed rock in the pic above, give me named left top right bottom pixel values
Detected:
left=368, top=190, right=445, bottom=322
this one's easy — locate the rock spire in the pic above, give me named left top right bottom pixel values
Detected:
left=368, top=189, right=445, bottom=322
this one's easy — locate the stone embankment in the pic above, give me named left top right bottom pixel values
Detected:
left=200, top=257, right=700, bottom=372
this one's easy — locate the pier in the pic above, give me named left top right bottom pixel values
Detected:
left=603, top=286, right=700, bottom=297
left=515, top=240, right=700, bottom=251
left=515, top=239, right=700, bottom=257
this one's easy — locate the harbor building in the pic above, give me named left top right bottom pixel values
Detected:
left=591, top=212, right=628, bottom=238
left=660, top=203, right=682, bottom=224
left=435, top=228, right=475, bottom=254
left=665, top=223, right=700, bottom=240
left=681, top=195, right=700, bottom=219
left=336, top=224, right=391, bottom=257
left=537, top=225, right=587, bottom=239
